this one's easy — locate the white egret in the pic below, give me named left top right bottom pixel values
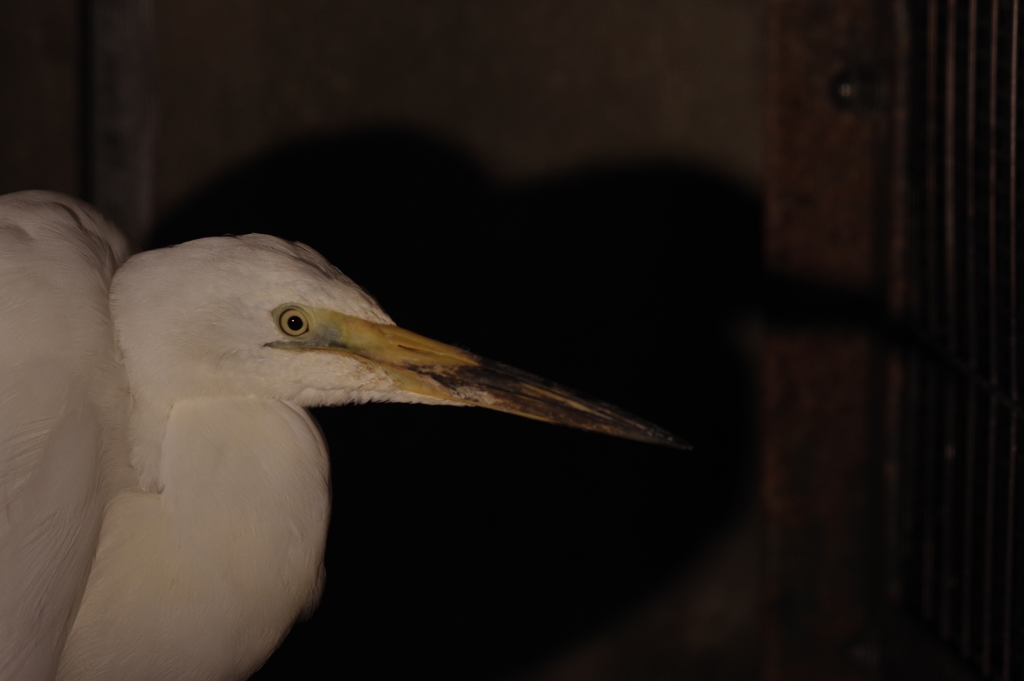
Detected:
left=0, top=190, right=682, bottom=681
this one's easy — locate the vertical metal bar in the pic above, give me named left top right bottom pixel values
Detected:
left=1012, top=0, right=1021, bottom=404
left=963, top=386, right=977, bottom=656
left=939, top=0, right=959, bottom=638
left=923, top=0, right=941, bottom=623
left=926, top=0, right=941, bottom=338
left=901, top=353, right=922, bottom=608
left=961, top=0, right=979, bottom=656
left=1003, top=417, right=1019, bottom=680
left=945, top=0, right=959, bottom=355
left=1002, top=3, right=1021, bottom=677
left=982, top=2, right=1002, bottom=672
left=964, top=1, right=979, bottom=367
left=989, top=0, right=1002, bottom=390
left=941, top=389, right=957, bottom=636
left=983, top=396, right=997, bottom=675
left=924, top=364, right=938, bottom=619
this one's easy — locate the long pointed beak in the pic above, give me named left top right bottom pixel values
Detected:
left=271, top=307, right=688, bottom=449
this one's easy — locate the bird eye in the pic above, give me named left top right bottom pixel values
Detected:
left=278, top=308, right=310, bottom=336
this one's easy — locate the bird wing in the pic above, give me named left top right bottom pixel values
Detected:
left=0, top=192, right=132, bottom=681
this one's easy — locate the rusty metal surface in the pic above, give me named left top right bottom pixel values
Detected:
left=764, top=1, right=894, bottom=679
left=763, top=331, right=881, bottom=681
left=766, top=0, right=891, bottom=291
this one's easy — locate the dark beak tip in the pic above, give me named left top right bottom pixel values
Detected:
left=655, top=433, right=692, bottom=451
left=627, top=426, right=690, bottom=450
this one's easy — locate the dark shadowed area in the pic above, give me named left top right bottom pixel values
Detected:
left=152, top=130, right=761, bottom=680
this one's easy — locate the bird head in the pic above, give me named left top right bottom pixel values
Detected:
left=111, top=234, right=683, bottom=448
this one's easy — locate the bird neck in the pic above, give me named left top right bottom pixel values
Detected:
left=58, top=397, right=331, bottom=681
left=158, top=397, right=330, bottom=531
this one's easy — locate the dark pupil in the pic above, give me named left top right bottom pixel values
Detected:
left=287, top=315, right=304, bottom=331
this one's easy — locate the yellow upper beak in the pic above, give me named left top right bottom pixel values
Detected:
left=270, top=305, right=687, bottom=449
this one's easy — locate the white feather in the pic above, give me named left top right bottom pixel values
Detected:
left=0, top=192, right=386, bottom=680
left=0, top=190, right=663, bottom=681
left=0, top=191, right=130, bottom=681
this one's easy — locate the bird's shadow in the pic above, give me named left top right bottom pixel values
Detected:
left=152, top=129, right=761, bottom=681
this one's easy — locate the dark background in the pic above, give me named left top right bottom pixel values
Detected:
left=153, top=131, right=761, bottom=680
left=1, top=2, right=764, bottom=679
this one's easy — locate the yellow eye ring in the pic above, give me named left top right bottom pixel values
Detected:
left=278, top=308, right=310, bottom=336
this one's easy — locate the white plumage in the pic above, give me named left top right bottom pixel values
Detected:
left=0, top=191, right=680, bottom=681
